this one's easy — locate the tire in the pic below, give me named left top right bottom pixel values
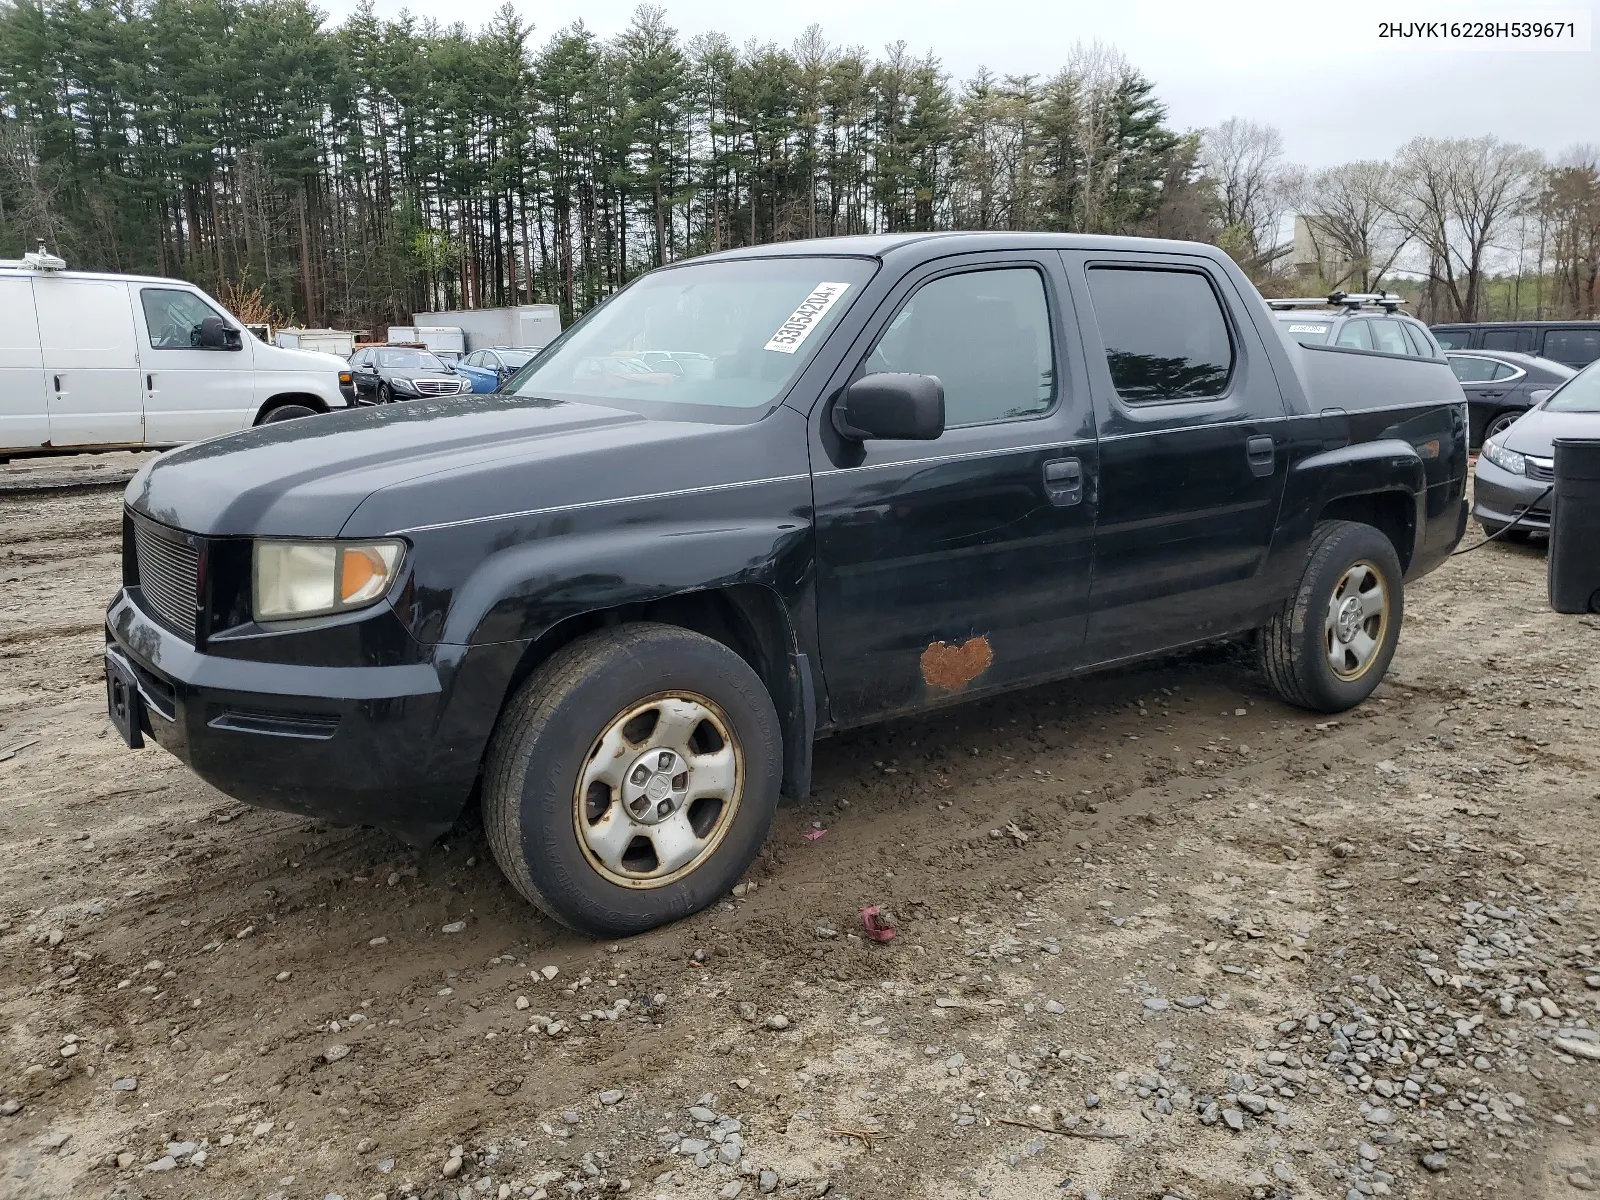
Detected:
left=377, top=382, right=393, bottom=404
left=260, top=403, right=318, bottom=424
left=1260, top=520, right=1405, bottom=713
left=483, top=623, right=782, bottom=936
left=1482, top=409, right=1522, bottom=444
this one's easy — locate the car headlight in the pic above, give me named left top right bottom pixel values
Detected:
left=1481, top=438, right=1526, bottom=476
left=389, top=377, right=419, bottom=394
left=253, top=540, right=406, bottom=621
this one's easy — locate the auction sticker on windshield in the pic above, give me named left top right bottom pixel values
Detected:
left=764, top=283, right=852, bottom=354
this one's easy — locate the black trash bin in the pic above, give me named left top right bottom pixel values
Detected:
left=1549, top=437, right=1600, bottom=614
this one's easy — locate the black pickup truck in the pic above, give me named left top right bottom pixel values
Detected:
left=106, top=233, right=1468, bottom=935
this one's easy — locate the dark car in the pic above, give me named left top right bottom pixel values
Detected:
left=1446, top=350, right=1576, bottom=447
left=1474, top=360, right=1600, bottom=540
left=104, top=232, right=1467, bottom=936
left=1431, top=321, right=1600, bottom=372
left=348, top=345, right=471, bottom=404
left=460, top=346, right=540, bottom=390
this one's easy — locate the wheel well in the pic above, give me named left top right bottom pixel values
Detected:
left=255, top=393, right=328, bottom=424
left=499, top=585, right=809, bottom=791
left=1316, top=491, right=1415, bottom=572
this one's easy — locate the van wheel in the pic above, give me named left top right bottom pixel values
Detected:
left=261, top=404, right=318, bottom=424
left=483, top=623, right=781, bottom=936
left=1260, top=520, right=1404, bottom=713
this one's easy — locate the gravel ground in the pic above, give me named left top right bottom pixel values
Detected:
left=1, top=482, right=1597, bottom=1200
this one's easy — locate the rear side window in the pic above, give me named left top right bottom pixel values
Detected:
left=1086, top=268, right=1233, bottom=403
left=1449, top=356, right=1498, bottom=382
left=1543, top=329, right=1600, bottom=366
left=1482, top=329, right=1521, bottom=351
left=1491, top=362, right=1521, bottom=380
left=1400, top=323, right=1432, bottom=357
left=1369, top=320, right=1410, bottom=355
left=1432, top=330, right=1467, bottom=349
left=865, top=267, right=1055, bottom=426
left=1335, top=321, right=1374, bottom=350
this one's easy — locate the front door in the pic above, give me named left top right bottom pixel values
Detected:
left=134, top=285, right=257, bottom=443
left=34, top=276, right=143, bottom=446
left=0, top=277, right=50, bottom=452
left=812, top=255, right=1099, bottom=725
left=1063, top=252, right=1291, bottom=661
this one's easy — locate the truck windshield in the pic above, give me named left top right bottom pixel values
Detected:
left=1545, top=362, right=1600, bottom=413
left=505, top=257, right=876, bottom=409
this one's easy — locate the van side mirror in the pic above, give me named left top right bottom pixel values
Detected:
left=198, top=316, right=242, bottom=351
left=832, top=373, right=945, bottom=441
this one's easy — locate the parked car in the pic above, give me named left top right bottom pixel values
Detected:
left=1431, top=321, right=1600, bottom=371
left=1445, top=350, right=1575, bottom=447
left=105, top=232, right=1467, bottom=937
left=347, top=345, right=472, bottom=404
left=451, top=358, right=502, bottom=394
left=459, top=346, right=540, bottom=390
left=0, top=252, right=350, bottom=459
left=1474, top=360, right=1600, bottom=540
left=1267, top=293, right=1446, bottom=360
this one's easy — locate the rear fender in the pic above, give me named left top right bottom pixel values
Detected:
left=1273, top=439, right=1426, bottom=577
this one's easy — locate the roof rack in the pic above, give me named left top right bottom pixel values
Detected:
left=1267, top=291, right=1405, bottom=313
left=0, top=243, right=67, bottom=272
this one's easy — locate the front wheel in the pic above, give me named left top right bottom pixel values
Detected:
left=1260, top=520, right=1405, bottom=713
left=483, top=623, right=781, bottom=936
left=260, top=403, right=318, bottom=424
left=377, top=382, right=393, bottom=404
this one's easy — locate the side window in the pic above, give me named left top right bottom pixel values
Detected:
left=1432, top=330, right=1466, bottom=349
left=462, top=351, right=480, bottom=367
left=350, top=349, right=368, bottom=368
left=1449, top=356, right=1496, bottom=383
left=1482, top=329, right=1521, bottom=351
left=1544, top=330, right=1600, bottom=366
left=1335, top=320, right=1374, bottom=350
left=1403, top=323, right=1440, bottom=358
left=1369, top=319, right=1410, bottom=355
left=864, top=267, right=1054, bottom=426
left=1084, top=267, right=1233, bottom=403
left=139, top=288, right=226, bottom=350
left=1490, top=361, right=1521, bottom=381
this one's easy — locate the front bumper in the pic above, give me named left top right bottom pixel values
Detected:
left=1472, top=458, right=1553, bottom=532
left=105, top=588, right=484, bottom=845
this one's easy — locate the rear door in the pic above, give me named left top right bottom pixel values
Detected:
left=1064, top=251, right=1290, bottom=661
left=134, top=285, right=258, bottom=443
left=0, top=276, right=50, bottom=452
left=812, top=253, right=1099, bottom=723
left=34, top=276, right=143, bottom=446
left=1541, top=327, right=1600, bottom=370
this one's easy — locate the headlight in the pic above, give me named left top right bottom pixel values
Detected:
left=389, top=377, right=419, bottom=394
left=1481, top=439, right=1526, bottom=476
left=254, top=540, right=405, bottom=621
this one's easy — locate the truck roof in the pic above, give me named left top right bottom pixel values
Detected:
left=696, top=231, right=1223, bottom=262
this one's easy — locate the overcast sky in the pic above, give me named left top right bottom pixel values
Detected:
left=319, top=0, right=1598, bottom=167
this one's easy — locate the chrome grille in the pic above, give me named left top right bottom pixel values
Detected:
left=413, top=378, right=467, bottom=396
left=133, top=521, right=199, bottom=639
left=1526, top=456, right=1555, bottom=483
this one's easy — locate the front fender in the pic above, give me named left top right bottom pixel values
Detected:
left=425, top=518, right=813, bottom=648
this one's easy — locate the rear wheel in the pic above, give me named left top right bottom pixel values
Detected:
left=483, top=623, right=781, bottom=936
left=1261, top=520, right=1405, bottom=713
left=1481, top=409, right=1522, bottom=444
left=260, top=403, right=318, bottom=424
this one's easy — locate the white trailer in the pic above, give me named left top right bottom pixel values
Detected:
left=412, top=304, right=562, bottom=352
left=386, top=325, right=466, bottom=360
left=275, top=327, right=355, bottom=357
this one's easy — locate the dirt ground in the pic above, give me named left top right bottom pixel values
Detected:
left=2, top=476, right=1598, bottom=1200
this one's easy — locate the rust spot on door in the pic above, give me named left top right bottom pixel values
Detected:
left=920, top=636, right=994, bottom=692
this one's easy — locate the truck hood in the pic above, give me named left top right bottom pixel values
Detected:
left=125, top=395, right=643, bottom=537
left=1500, top=407, right=1600, bottom=458
left=255, top=343, right=348, bottom=374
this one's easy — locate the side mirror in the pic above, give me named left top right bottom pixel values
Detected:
left=832, top=373, right=945, bottom=442
left=197, top=316, right=240, bottom=350
left=1530, top=389, right=1553, bottom=405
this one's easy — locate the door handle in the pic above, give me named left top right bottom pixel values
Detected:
left=52, top=375, right=61, bottom=393
left=1043, top=456, right=1083, bottom=506
left=1246, top=435, right=1276, bottom=478
left=146, top=374, right=154, bottom=392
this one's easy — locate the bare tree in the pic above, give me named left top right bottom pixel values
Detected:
left=1390, top=136, right=1543, bottom=322
left=1293, top=161, right=1409, bottom=292
left=1199, top=117, right=1287, bottom=258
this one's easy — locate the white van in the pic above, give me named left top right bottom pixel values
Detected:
left=0, top=252, right=352, bottom=458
